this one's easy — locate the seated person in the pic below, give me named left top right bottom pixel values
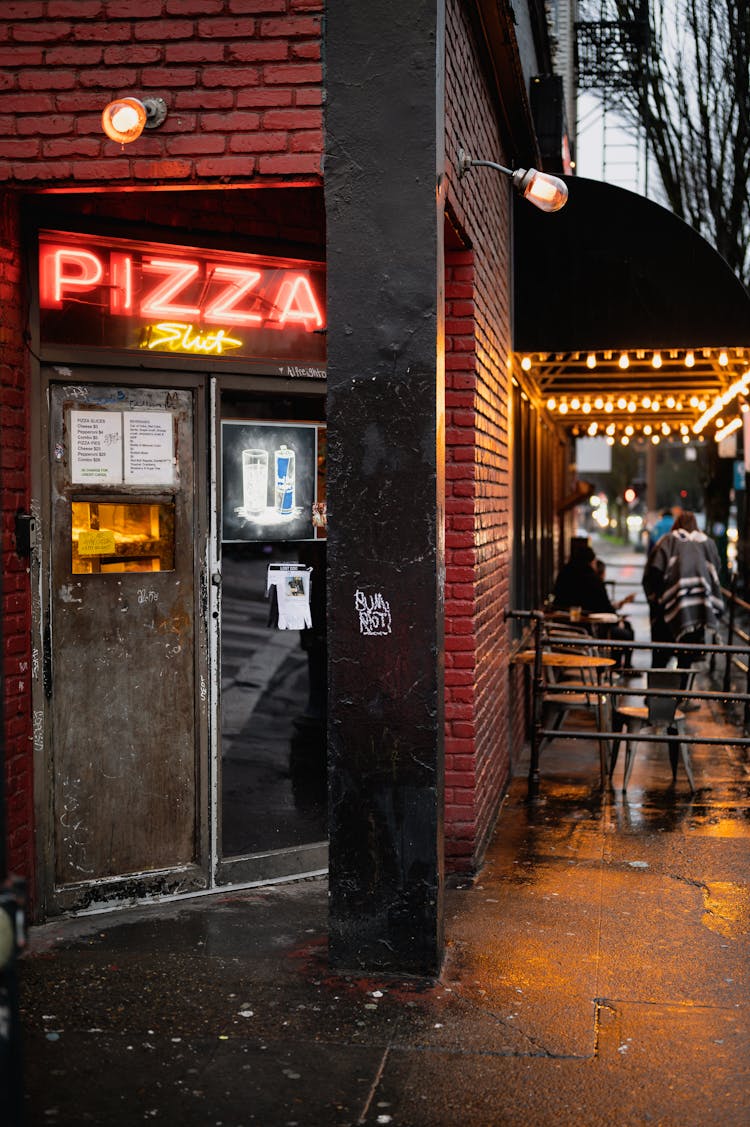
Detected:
left=552, top=546, right=635, bottom=669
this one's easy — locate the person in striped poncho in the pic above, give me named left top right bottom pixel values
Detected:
left=642, top=511, right=724, bottom=684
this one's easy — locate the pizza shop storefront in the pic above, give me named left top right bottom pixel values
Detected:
left=30, top=224, right=330, bottom=918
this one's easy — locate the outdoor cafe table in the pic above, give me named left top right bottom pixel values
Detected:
left=513, top=650, right=617, bottom=789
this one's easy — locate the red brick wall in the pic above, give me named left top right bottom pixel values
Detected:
left=0, top=0, right=323, bottom=188
left=0, top=195, right=34, bottom=883
left=443, top=0, right=520, bottom=873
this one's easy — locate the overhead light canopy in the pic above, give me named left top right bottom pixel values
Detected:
left=457, top=148, right=568, bottom=213
left=101, top=97, right=168, bottom=145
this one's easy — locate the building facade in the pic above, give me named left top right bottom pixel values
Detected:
left=0, top=0, right=568, bottom=973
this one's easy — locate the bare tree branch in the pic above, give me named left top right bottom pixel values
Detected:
left=577, top=0, right=750, bottom=287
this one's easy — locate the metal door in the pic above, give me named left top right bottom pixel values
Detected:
left=44, top=379, right=207, bottom=913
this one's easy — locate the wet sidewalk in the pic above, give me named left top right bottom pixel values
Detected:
left=18, top=542, right=750, bottom=1125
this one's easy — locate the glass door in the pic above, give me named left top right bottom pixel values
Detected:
left=214, top=384, right=328, bottom=884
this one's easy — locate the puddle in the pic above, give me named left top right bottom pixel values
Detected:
left=702, top=881, right=750, bottom=939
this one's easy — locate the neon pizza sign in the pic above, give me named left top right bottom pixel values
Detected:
left=38, top=231, right=326, bottom=365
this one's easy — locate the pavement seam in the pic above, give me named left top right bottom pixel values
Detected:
left=356, top=1044, right=390, bottom=1125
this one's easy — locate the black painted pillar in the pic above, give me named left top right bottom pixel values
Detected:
left=324, top=2, right=446, bottom=975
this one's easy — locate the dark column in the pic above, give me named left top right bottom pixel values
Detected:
left=324, top=1, right=446, bottom=974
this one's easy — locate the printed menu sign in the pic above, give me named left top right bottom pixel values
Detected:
left=70, top=411, right=123, bottom=484
left=70, top=409, right=175, bottom=486
left=124, top=412, right=174, bottom=485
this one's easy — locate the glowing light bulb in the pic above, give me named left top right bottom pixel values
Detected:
left=606, top=436, right=615, bottom=446
left=606, top=423, right=615, bottom=436
left=661, top=422, right=670, bottom=435
left=719, top=350, right=729, bottom=366
left=605, top=401, right=613, bottom=413
left=652, top=352, right=662, bottom=368
left=682, top=434, right=690, bottom=444
left=625, top=424, right=634, bottom=436
left=642, top=396, right=651, bottom=409
left=651, top=433, right=660, bottom=443
left=547, top=397, right=556, bottom=410
left=570, top=397, right=580, bottom=410
left=685, top=350, right=695, bottom=367
left=643, top=424, right=652, bottom=435
left=559, top=401, right=568, bottom=414
left=582, top=401, right=591, bottom=414
left=618, top=352, right=629, bottom=369
left=627, top=400, right=636, bottom=412
left=594, top=397, right=604, bottom=410
left=521, top=355, right=532, bottom=371
left=617, top=397, right=627, bottom=409
left=651, top=399, right=660, bottom=411
left=586, top=353, right=596, bottom=369
left=666, top=396, right=675, bottom=408
left=621, top=434, right=630, bottom=445
left=587, top=422, right=598, bottom=436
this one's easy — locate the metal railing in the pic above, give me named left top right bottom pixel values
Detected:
left=507, top=608, right=750, bottom=797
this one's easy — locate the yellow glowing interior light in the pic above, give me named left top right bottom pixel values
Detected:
left=618, top=352, right=629, bottom=369
left=621, top=434, right=630, bottom=445
left=594, top=396, right=604, bottom=410
left=606, top=436, right=615, bottom=446
left=642, top=396, right=651, bottom=408
left=547, top=397, right=556, bottom=410
left=661, top=422, right=670, bottom=435
left=715, top=417, right=724, bottom=429
left=570, top=397, right=580, bottom=410
left=586, top=353, right=596, bottom=369
left=617, top=397, right=627, bottom=409
left=651, top=434, right=660, bottom=443
left=682, top=434, right=690, bottom=443
left=699, top=400, right=707, bottom=410
left=587, top=422, right=598, bottom=436
left=652, top=352, right=662, bottom=368
left=643, top=423, right=652, bottom=435
left=627, top=400, right=636, bottom=412
left=605, top=423, right=615, bottom=435
left=680, top=424, right=689, bottom=434
left=651, top=399, right=660, bottom=411
left=521, top=355, right=532, bottom=370
left=582, top=401, right=591, bottom=414
left=625, top=424, right=634, bottom=435
left=719, top=350, right=729, bottom=366
left=559, top=401, right=569, bottom=414
left=685, top=350, right=695, bottom=367
left=690, top=396, right=699, bottom=407
left=666, top=396, right=675, bottom=408
left=605, top=401, right=614, bottom=413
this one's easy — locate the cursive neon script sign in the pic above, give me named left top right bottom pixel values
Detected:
left=143, top=322, right=244, bottom=355
left=38, top=232, right=326, bottom=363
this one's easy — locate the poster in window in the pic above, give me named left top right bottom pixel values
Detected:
left=222, top=421, right=320, bottom=542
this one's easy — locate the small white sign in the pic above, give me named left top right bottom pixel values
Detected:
left=124, top=411, right=174, bottom=485
left=70, top=410, right=123, bottom=483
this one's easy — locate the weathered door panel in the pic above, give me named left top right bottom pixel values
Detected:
left=47, top=382, right=205, bottom=904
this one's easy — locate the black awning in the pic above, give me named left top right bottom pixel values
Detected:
left=513, top=176, right=750, bottom=352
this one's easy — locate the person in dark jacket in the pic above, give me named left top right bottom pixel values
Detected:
left=552, top=545, right=635, bottom=669
left=642, top=510, right=723, bottom=679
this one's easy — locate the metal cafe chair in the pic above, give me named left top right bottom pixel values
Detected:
left=609, top=669, right=696, bottom=792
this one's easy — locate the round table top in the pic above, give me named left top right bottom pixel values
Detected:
left=514, top=650, right=616, bottom=669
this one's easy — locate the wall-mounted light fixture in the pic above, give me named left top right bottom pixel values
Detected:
left=101, top=97, right=168, bottom=145
left=458, top=148, right=568, bottom=212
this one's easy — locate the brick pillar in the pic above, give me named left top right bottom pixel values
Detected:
left=324, top=0, right=446, bottom=974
